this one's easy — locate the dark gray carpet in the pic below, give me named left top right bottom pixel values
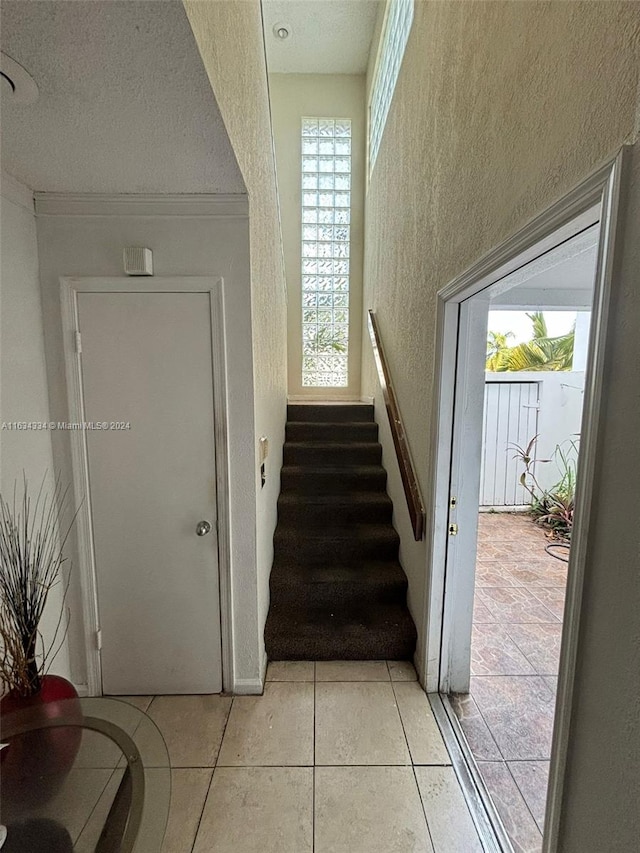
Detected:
left=264, top=404, right=417, bottom=661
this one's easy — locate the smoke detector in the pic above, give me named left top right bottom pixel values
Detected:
left=0, top=52, right=39, bottom=104
left=123, top=247, right=154, bottom=276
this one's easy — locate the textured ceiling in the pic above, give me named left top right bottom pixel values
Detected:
left=492, top=227, right=598, bottom=309
left=263, top=0, right=379, bottom=74
left=0, top=1, right=245, bottom=194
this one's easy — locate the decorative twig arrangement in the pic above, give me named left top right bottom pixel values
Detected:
left=0, top=475, right=80, bottom=698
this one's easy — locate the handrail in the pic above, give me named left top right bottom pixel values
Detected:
left=368, top=310, right=425, bottom=541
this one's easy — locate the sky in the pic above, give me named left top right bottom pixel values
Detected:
left=487, top=311, right=577, bottom=344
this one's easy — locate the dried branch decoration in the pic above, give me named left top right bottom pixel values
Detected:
left=0, top=475, right=80, bottom=698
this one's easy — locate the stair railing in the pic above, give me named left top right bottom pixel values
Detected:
left=367, top=310, right=425, bottom=541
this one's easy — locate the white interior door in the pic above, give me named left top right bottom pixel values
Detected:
left=77, top=291, right=222, bottom=695
left=440, top=294, right=490, bottom=694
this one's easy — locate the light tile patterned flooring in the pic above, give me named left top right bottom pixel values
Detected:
left=124, top=661, right=482, bottom=852
left=451, top=512, right=568, bottom=853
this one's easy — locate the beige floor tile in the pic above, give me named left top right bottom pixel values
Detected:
left=415, top=766, right=483, bottom=852
left=315, top=766, right=433, bottom=853
left=316, top=660, right=390, bottom=681
left=315, top=682, right=410, bottom=765
left=75, top=767, right=171, bottom=853
left=26, top=768, right=113, bottom=844
left=393, top=682, right=451, bottom=765
left=74, top=770, right=124, bottom=853
left=388, top=660, right=418, bottom=681
left=115, top=695, right=154, bottom=712
left=193, top=767, right=313, bottom=853
left=161, top=768, right=212, bottom=853
left=75, top=699, right=145, bottom=769
left=266, top=660, right=315, bottom=681
left=217, top=682, right=314, bottom=766
left=74, top=729, right=125, bottom=770
left=144, top=695, right=232, bottom=767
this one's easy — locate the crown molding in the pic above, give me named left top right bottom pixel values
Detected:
left=34, top=192, right=249, bottom=218
left=1, top=171, right=35, bottom=213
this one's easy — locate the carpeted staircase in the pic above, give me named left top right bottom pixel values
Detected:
left=264, top=403, right=417, bottom=660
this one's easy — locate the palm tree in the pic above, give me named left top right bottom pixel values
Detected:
left=486, top=330, right=515, bottom=371
left=486, top=312, right=575, bottom=372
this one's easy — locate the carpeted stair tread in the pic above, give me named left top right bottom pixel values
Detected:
left=266, top=403, right=417, bottom=661
left=287, top=403, right=374, bottom=423
left=286, top=421, right=379, bottom=442
left=270, top=557, right=407, bottom=584
left=270, top=560, right=408, bottom=607
left=274, top=522, right=399, bottom=541
left=280, top=464, right=388, bottom=494
left=273, top=523, right=399, bottom=564
left=278, top=492, right=393, bottom=526
left=283, top=441, right=382, bottom=466
left=264, top=600, right=417, bottom=661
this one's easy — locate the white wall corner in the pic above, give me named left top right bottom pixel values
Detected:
left=1, top=171, right=35, bottom=212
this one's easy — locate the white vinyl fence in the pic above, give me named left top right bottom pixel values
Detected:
left=479, top=371, right=585, bottom=509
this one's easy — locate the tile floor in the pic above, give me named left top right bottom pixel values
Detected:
left=451, top=512, right=568, bottom=853
left=131, top=661, right=481, bottom=852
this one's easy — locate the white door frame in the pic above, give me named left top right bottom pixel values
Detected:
left=60, top=276, right=233, bottom=696
left=421, top=148, right=627, bottom=850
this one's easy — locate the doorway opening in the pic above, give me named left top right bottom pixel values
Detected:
left=449, top=226, right=597, bottom=852
left=423, top=153, right=625, bottom=852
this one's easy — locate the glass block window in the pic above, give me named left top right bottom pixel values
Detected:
left=301, top=117, right=351, bottom=388
left=369, top=0, right=414, bottom=173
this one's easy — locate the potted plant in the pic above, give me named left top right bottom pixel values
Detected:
left=0, top=475, right=83, bottom=811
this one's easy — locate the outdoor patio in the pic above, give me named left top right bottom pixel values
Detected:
left=451, top=512, right=568, bottom=853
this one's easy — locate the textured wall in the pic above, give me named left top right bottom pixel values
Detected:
left=184, top=0, right=288, bottom=678
left=269, top=74, right=365, bottom=399
left=0, top=174, right=71, bottom=682
left=362, top=0, right=640, bottom=663
left=36, top=208, right=256, bottom=690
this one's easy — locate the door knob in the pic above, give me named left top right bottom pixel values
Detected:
left=196, top=520, right=212, bottom=536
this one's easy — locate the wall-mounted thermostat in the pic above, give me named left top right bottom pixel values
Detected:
left=123, top=247, right=153, bottom=276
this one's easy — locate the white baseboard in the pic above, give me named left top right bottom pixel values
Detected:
left=233, top=677, right=265, bottom=696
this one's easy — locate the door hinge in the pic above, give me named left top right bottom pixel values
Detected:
left=95, top=628, right=103, bottom=651
left=448, top=523, right=458, bottom=536
left=75, top=331, right=82, bottom=354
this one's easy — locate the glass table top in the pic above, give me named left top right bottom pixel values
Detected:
left=0, top=697, right=170, bottom=852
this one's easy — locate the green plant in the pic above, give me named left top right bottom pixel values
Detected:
left=486, top=330, right=515, bottom=371
left=486, top=312, right=575, bottom=372
left=0, top=476, right=79, bottom=698
left=510, top=435, right=579, bottom=542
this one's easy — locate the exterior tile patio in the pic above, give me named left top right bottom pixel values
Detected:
left=452, top=512, right=568, bottom=853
